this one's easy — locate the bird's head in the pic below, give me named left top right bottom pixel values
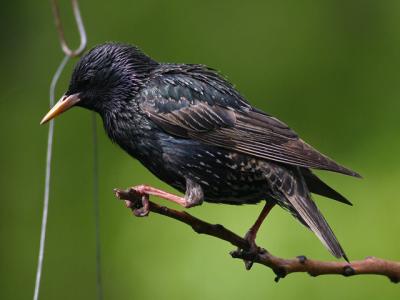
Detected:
left=40, top=43, right=157, bottom=124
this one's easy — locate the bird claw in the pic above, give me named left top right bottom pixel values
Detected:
left=230, top=231, right=261, bottom=270
left=114, top=187, right=150, bottom=217
left=133, top=205, right=149, bottom=217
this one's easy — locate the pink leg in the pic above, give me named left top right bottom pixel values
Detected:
left=245, top=201, right=276, bottom=244
left=114, top=185, right=189, bottom=217
left=233, top=201, right=276, bottom=270
left=132, top=185, right=187, bottom=207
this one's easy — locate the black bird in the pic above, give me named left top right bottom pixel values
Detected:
left=41, top=43, right=360, bottom=261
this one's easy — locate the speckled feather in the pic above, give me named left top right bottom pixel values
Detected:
left=66, top=43, right=360, bottom=259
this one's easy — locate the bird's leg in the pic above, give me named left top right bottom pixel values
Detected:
left=114, top=180, right=203, bottom=216
left=232, top=201, right=275, bottom=270
left=183, top=178, right=204, bottom=208
left=245, top=201, right=276, bottom=247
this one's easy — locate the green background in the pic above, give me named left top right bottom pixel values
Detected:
left=1, top=0, right=399, bottom=299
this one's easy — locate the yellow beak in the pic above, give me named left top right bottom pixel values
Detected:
left=40, top=93, right=81, bottom=125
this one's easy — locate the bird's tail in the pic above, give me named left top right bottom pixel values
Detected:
left=279, top=168, right=348, bottom=260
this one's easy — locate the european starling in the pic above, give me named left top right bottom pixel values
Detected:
left=41, top=43, right=360, bottom=261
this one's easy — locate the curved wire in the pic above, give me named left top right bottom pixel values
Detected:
left=92, top=112, right=103, bottom=300
left=34, top=55, right=70, bottom=300
left=34, top=1, right=92, bottom=299
left=51, top=0, right=87, bottom=57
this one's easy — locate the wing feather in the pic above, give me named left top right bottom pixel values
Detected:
left=139, top=68, right=360, bottom=177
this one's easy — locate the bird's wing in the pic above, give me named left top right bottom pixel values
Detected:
left=139, top=66, right=360, bottom=177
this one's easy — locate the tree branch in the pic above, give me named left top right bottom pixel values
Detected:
left=114, top=188, right=400, bottom=283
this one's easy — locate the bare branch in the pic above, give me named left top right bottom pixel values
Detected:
left=114, top=187, right=400, bottom=283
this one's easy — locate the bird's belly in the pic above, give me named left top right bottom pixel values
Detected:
left=159, top=137, right=271, bottom=204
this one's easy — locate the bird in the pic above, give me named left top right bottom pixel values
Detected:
left=41, top=43, right=360, bottom=263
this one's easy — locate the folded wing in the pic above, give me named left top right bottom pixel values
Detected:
left=140, top=68, right=360, bottom=178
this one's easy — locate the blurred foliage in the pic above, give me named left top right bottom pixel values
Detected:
left=1, top=0, right=400, bottom=299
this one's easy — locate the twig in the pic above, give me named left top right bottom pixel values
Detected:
left=114, top=187, right=400, bottom=284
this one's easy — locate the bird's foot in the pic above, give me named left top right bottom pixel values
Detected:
left=230, top=230, right=261, bottom=270
left=115, top=184, right=190, bottom=209
left=114, top=187, right=150, bottom=217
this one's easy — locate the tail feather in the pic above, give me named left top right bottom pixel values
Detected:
left=278, top=168, right=347, bottom=259
left=288, top=194, right=347, bottom=259
left=301, top=168, right=352, bottom=206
